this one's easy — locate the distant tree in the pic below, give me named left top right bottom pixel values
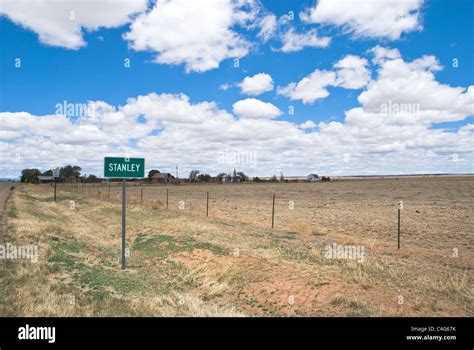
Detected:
left=321, top=176, right=331, bottom=182
left=225, top=173, right=232, bottom=182
left=148, top=169, right=160, bottom=181
left=189, top=170, right=200, bottom=181
left=85, top=174, right=99, bottom=183
left=237, top=171, right=248, bottom=182
left=216, top=172, right=227, bottom=181
left=60, top=165, right=81, bottom=179
left=197, top=173, right=211, bottom=182
left=42, top=169, right=53, bottom=176
left=253, top=176, right=261, bottom=182
left=280, top=172, right=285, bottom=182
left=21, top=168, right=41, bottom=183
left=269, top=174, right=277, bottom=182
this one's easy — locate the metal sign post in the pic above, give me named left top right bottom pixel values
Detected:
left=104, top=157, right=145, bottom=270
left=121, top=179, right=126, bottom=270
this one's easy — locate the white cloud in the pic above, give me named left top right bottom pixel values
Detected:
left=277, top=69, right=336, bottom=104
left=299, top=120, right=317, bottom=129
left=239, top=73, right=274, bottom=96
left=121, top=92, right=234, bottom=125
left=0, top=112, right=109, bottom=144
left=252, top=12, right=331, bottom=52
left=280, top=27, right=330, bottom=52
left=219, top=83, right=233, bottom=91
left=1, top=48, right=473, bottom=179
left=278, top=54, right=371, bottom=103
left=302, top=0, right=424, bottom=40
left=334, top=55, right=371, bottom=89
left=257, top=14, right=277, bottom=42
left=123, top=0, right=255, bottom=73
left=232, top=98, right=282, bottom=119
left=356, top=49, right=473, bottom=125
left=369, top=45, right=401, bottom=64
left=0, top=0, right=147, bottom=49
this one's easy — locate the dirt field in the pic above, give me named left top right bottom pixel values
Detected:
left=0, top=177, right=472, bottom=316
left=61, top=176, right=474, bottom=251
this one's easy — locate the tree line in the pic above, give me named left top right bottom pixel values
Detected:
left=20, top=165, right=99, bottom=183
left=21, top=166, right=326, bottom=184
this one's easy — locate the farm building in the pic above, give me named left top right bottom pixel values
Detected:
left=37, top=176, right=54, bottom=183
left=307, top=174, right=320, bottom=182
left=65, top=175, right=81, bottom=183
left=223, top=175, right=240, bottom=183
left=151, top=172, right=176, bottom=184
left=223, top=168, right=241, bottom=183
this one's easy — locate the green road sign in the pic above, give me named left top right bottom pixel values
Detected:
left=104, top=157, right=145, bottom=178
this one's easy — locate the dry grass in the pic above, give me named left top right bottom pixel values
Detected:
left=0, top=180, right=472, bottom=317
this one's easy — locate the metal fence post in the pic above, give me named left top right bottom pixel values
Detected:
left=271, top=194, right=276, bottom=228
left=398, top=208, right=401, bottom=249
left=397, top=200, right=403, bottom=249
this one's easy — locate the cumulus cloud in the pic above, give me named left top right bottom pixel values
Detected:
left=232, top=98, right=282, bottom=119
left=257, top=14, right=277, bottom=42
left=0, top=0, right=147, bottom=49
left=239, top=73, right=274, bottom=96
left=277, top=70, right=336, bottom=104
left=299, top=120, right=317, bottom=129
left=219, top=83, right=233, bottom=91
left=369, top=45, right=402, bottom=64
left=1, top=50, right=472, bottom=178
left=277, top=54, right=370, bottom=103
left=334, top=55, right=371, bottom=89
left=280, top=27, right=331, bottom=52
left=123, top=0, right=256, bottom=73
left=356, top=52, right=473, bottom=125
left=302, top=0, right=424, bottom=40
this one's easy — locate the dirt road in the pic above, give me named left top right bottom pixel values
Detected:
left=0, top=182, right=14, bottom=245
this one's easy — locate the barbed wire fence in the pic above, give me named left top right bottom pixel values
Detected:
left=54, top=182, right=394, bottom=247
left=51, top=180, right=473, bottom=252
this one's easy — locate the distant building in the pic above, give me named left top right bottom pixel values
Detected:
left=37, top=176, right=53, bottom=183
left=151, top=172, right=176, bottom=184
left=307, top=174, right=320, bottom=182
left=223, top=175, right=240, bottom=183
left=223, top=168, right=241, bottom=183
left=65, top=175, right=81, bottom=183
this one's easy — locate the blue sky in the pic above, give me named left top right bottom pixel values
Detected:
left=0, top=0, right=473, bottom=178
